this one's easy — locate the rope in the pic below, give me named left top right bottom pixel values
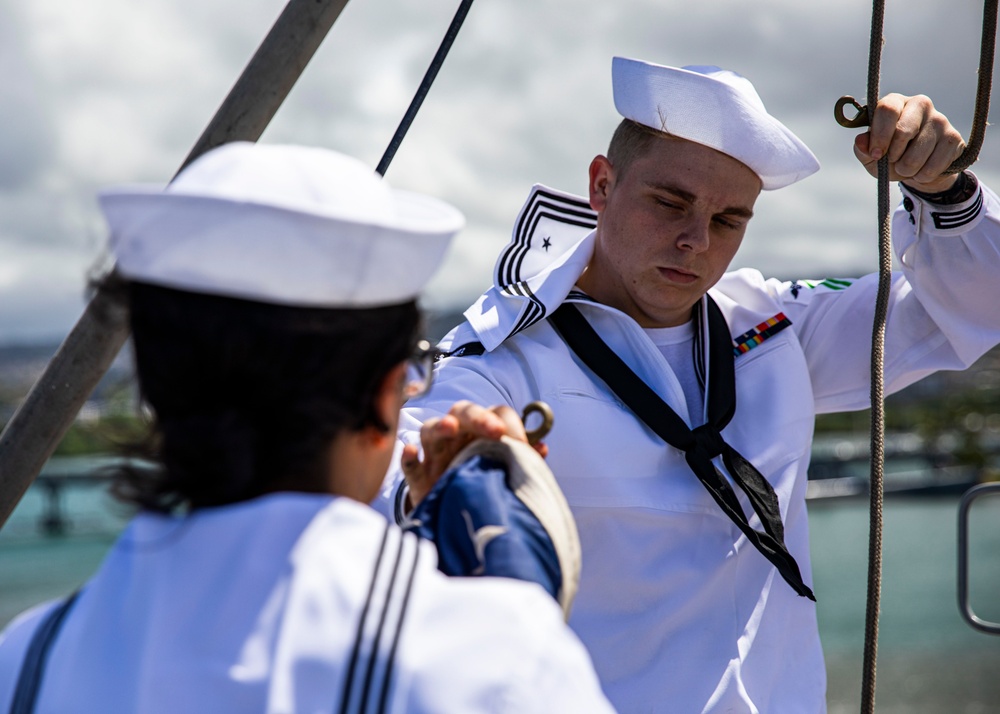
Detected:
left=860, top=4, right=888, bottom=710
left=376, top=0, right=477, bottom=176
left=952, top=0, right=999, bottom=174
left=839, top=2, right=998, bottom=711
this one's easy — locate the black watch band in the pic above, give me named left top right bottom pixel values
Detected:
left=903, top=171, right=978, bottom=205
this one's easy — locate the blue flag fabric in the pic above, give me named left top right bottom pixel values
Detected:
left=405, top=454, right=562, bottom=601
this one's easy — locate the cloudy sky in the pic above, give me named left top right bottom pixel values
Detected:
left=2, top=0, right=998, bottom=343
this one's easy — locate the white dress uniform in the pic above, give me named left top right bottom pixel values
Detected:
left=387, top=176, right=1000, bottom=713
left=0, top=493, right=614, bottom=713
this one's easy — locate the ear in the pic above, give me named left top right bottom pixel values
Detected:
left=588, top=155, right=615, bottom=213
left=373, top=362, right=408, bottom=438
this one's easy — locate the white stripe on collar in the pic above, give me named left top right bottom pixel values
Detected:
left=464, top=184, right=598, bottom=351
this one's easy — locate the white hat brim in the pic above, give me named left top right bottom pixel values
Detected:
left=612, top=58, right=819, bottom=190
left=100, top=187, right=464, bottom=307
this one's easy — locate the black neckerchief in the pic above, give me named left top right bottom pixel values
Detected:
left=550, top=298, right=815, bottom=601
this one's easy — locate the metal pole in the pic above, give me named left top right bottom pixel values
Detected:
left=0, top=0, right=352, bottom=529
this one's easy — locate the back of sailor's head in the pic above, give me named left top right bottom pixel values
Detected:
left=96, top=143, right=465, bottom=512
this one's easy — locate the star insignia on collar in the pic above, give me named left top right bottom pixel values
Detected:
left=542, top=236, right=552, bottom=251
left=790, top=281, right=802, bottom=299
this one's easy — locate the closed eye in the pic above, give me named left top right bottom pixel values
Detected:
left=714, top=214, right=747, bottom=231
left=655, top=197, right=684, bottom=211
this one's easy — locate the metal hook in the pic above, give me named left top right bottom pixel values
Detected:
left=834, top=0, right=997, bottom=172
left=521, top=401, right=554, bottom=445
left=834, top=96, right=871, bottom=129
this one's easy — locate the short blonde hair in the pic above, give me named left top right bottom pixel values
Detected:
left=607, top=118, right=670, bottom=177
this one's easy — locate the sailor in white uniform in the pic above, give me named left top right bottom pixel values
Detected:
left=386, top=58, right=1000, bottom=712
left=0, top=143, right=614, bottom=714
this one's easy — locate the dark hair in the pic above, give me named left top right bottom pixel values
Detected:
left=606, top=118, right=669, bottom=178
left=108, top=278, right=420, bottom=513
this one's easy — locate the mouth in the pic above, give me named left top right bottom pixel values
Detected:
left=658, top=266, right=699, bottom=284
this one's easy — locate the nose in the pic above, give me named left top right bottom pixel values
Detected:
left=676, top=215, right=711, bottom=253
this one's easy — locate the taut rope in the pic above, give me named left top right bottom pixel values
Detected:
left=835, top=2, right=997, bottom=711
left=376, top=0, right=477, bottom=175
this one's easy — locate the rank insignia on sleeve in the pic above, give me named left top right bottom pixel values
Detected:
left=733, top=313, right=792, bottom=356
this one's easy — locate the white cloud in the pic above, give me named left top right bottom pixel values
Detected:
left=2, top=0, right=999, bottom=343
left=0, top=239, right=94, bottom=343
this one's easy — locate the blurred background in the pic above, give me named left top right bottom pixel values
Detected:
left=2, top=0, right=999, bottom=710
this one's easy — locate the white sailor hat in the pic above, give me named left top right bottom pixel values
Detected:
left=612, top=57, right=820, bottom=190
left=99, top=142, right=464, bottom=307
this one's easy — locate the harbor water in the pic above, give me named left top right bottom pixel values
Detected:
left=2, top=479, right=998, bottom=712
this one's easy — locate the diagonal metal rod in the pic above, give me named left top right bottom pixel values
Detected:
left=0, top=0, right=352, bottom=530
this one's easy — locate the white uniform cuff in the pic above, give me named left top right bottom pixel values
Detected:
left=900, top=172, right=984, bottom=236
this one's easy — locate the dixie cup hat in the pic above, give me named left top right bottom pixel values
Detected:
left=612, top=57, right=820, bottom=190
left=99, top=142, right=465, bottom=307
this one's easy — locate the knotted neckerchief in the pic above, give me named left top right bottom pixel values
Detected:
left=549, top=298, right=815, bottom=601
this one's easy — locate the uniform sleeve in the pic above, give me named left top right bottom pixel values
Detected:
left=373, top=326, right=527, bottom=523
left=505, top=603, right=617, bottom=713
left=769, top=175, right=1000, bottom=414
left=397, top=567, right=615, bottom=713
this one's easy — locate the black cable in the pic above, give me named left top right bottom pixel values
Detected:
left=376, top=0, right=477, bottom=176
